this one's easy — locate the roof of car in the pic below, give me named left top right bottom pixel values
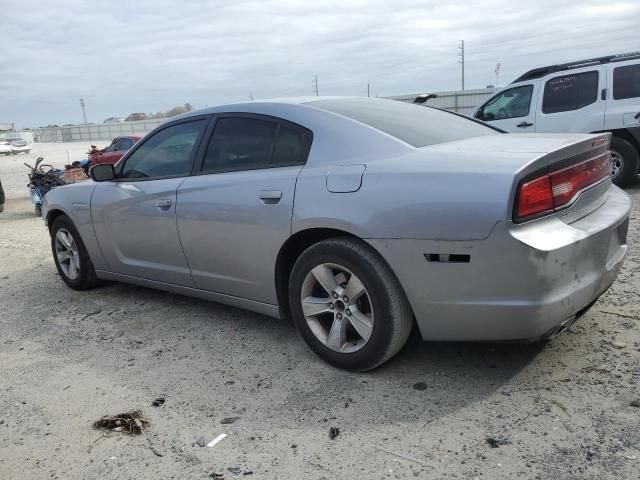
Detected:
left=169, top=96, right=396, bottom=122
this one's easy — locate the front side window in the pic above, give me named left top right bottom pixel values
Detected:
left=477, top=85, right=534, bottom=121
left=542, top=71, right=599, bottom=114
left=120, top=120, right=206, bottom=179
left=613, top=64, right=640, bottom=100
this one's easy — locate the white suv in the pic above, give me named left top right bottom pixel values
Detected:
left=471, top=52, right=640, bottom=187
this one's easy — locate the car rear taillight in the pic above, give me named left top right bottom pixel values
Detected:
left=515, top=153, right=611, bottom=221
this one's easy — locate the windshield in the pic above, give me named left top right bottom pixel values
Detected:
left=308, top=98, right=499, bottom=147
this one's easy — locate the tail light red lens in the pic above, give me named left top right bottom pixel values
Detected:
left=515, top=153, right=611, bottom=221
left=517, top=176, right=554, bottom=219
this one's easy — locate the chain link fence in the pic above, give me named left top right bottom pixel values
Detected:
left=34, top=118, right=167, bottom=143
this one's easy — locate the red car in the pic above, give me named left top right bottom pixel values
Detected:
left=88, top=136, right=142, bottom=167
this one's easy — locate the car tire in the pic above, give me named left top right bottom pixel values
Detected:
left=289, top=237, right=413, bottom=371
left=610, top=137, right=639, bottom=187
left=34, top=204, right=42, bottom=217
left=50, top=215, right=100, bottom=290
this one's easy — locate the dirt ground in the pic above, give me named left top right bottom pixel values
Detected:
left=1, top=144, right=639, bottom=480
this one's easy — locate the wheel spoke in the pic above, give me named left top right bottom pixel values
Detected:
left=71, top=253, right=80, bottom=270
left=311, top=265, right=339, bottom=295
left=57, top=231, right=72, bottom=249
left=302, top=296, right=332, bottom=317
left=326, top=316, right=346, bottom=351
left=56, top=251, right=71, bottom=263
left=67, top=258, right=78, bottom=279
left=349, top=308, right=373, bottom=341
left=343, top=274, right=365, bottom=304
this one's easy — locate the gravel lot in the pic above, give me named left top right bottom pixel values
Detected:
left=1, top=144, right=639, bottom=479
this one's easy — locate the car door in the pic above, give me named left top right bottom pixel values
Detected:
left=605, top=61, right=640, bottom=130
left=472, top=83, right=538, bottom=132
left=91, top=117, right=209, bottom=286
left=176, top=114, right=312, bottom=304
left=534, top=67, right=606, bottom=133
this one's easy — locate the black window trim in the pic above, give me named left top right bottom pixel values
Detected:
left=541, top=70, right=599, bottom=115
left=192, top=112, right=314, bottom=177
left=476, top=84, right=535, bottom=121
left=113, top=115, right=213, bottom=182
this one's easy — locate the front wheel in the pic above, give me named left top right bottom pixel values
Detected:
left=50, top=215, right=100, bottom=290
left=610, top=137, right=639, bottom=188
left=289, top=238, right=413, bottom=371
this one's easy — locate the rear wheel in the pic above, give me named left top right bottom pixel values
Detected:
left=289, top=237, right=413, bottom=371
left=50, top=215, right=100, bottom=290
left=610, top=137, right=639, bottom=187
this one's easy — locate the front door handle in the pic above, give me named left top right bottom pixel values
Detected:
left=153, top=199, right=172, bottom=210
left=259, top=190, right=282, bottom=204
left=517, top=121, right=533, bottom=128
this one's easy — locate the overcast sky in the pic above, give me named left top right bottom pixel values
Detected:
left=1, top=0, right=638, bottom=128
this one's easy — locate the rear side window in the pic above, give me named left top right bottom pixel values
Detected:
left=613, top=64, right=640, bottom=100
left=201, top=117, right=311, bottom=174
left=542, top=71, right=599, bottom=114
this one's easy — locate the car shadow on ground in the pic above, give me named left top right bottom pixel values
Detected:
left=9, top=261, right=547, bottom=427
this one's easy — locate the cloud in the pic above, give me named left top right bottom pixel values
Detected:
left=0, top=0, right=638, bottom=127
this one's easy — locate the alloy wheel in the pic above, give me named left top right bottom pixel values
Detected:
left=300, top=263, right=374, bottom=353
left=54, top=228, right=80, bottom=280
left=611, top=150, right=624, bottom=179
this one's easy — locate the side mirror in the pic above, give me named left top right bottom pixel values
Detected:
left=90, top=163, right=116, bottom=182
left=474, top=108, right=485, bottom=120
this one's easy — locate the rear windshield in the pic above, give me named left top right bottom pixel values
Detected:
left=308, top=98, right=499, bottom=147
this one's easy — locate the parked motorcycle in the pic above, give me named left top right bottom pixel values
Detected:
left=25, top=157, right=66, bottom=216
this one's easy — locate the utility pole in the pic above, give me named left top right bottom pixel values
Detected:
left=79, top=98, right=87, bottom=124
left=312, top=75, right=319, bottom=96
left=249, top=92, right=254, bottom=101
left=458, top=40, right=465, bottom=91
left=494, top=62, right=501, bottom=87
left=367, top=83, right=370, bottom=97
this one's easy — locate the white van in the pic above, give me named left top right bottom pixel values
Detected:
left=471, top=52, right=640, bottom=186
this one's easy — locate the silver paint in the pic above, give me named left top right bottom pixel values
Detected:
left=42, top=98, right=631, bottom=342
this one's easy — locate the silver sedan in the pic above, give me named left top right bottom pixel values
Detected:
left=42, top=98, right=631, bottom=370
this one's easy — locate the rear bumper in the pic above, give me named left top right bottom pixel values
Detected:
left=367, top=185, right=631, bottom=341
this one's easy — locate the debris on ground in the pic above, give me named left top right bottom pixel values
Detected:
left=209, top=473, right=224, bottom=478
left=195, top=435, right=206, bottom=447
left=151, top=397, right=165, bottom=407
left=486, top=436, right=511, bottom=448
left=413, top=382, right=428, bottom=391
left=329, top=427, right=340, bottom=439
left=221, top=416, right=240, bottom=424
left=227, top=466, right=242, bottom=475
left=93, top=410, right=148, bottom=434
left=630, top=399, right=640, bottom=407
left=611, top=339, right=627, bottom=349
left=207, top=433, right=228, bottom=447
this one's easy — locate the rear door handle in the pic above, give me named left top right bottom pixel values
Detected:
left=259, top=190, right=282, bottom=204
left=153, top=199, right=172, bottom=210
left=517, top=121, right=533, bottom=128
